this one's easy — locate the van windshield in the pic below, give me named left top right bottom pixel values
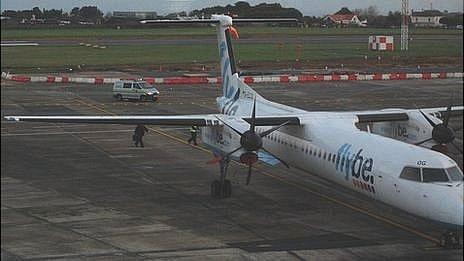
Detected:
left=136, top=82, right=152, bottom=89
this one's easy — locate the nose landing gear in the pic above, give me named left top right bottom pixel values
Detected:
left=440, top=229, right=461, bottom=249
left=211, top=157, right=232, bottom=198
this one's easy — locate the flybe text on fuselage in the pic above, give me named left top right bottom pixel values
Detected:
left=335, top=143, right=375, bottom=188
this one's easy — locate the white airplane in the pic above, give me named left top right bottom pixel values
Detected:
left=5, top=15, right=464, bottom=228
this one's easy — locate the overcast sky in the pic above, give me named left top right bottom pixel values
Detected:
left=1, top=0, right=462, bottom=16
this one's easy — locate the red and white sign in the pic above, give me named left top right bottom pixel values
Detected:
left=369, top=36, right=394, bottom=51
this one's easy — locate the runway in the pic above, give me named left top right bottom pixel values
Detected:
left=2, top=78, right=463, bottom=260
left=1, top=34, right=462, bottom=47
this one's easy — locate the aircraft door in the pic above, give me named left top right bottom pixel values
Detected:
left=374, top=161, right=405, bottom=205
left=394, top=166, right=424, bottom=215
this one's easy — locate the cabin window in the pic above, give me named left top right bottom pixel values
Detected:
left=399, top=167, right=421, bottom=182
left=323, top=152, right=327, bottom=160
left=446, top=166, right=463, bottom=181
left=332, top=154, right=336, bottom=163
left=318, top=150, right=321, bottom=158
left=328, top=153, right=331, bottom=161
left=422, top=168, right=449, bottom=182
left=123, top=83, right=131, bottom=88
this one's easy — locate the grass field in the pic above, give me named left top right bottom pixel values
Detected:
left=2, top=40, right=462, bottom=71
left=2, top=26, right=463, bottom=40
left=1, top=26, right=462, bottom=72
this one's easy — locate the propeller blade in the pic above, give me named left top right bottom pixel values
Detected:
left=259, top=121, right=290, bottom=138
left=414, top=137, right=433, bottom=146
left=419, top=109, right=437, bottom=127
left=250, top=96, right=257, bottom=133
left=207, top=147, right=242, bottom=164
left=450, top=141, right=463, bottom=154
left=246, top=164, right=252, bottom=185
left=224, top=146, right=243, bottom=158
left=261, top=147, right=290, bottom=168
left=443, top=105, right=452, bottom=127
left=214, top=116, right=244, bottom=136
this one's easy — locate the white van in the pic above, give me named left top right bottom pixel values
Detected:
left=113, top=80, right=160, bottom=101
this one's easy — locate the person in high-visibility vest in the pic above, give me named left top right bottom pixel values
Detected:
left=188, top=125, right=198, bottom=145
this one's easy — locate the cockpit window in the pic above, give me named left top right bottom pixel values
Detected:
left=422, top=168, right=449, bottom=182
left=446, top=167, right=463, bottom=181
left=400, top=167, right=421, bottom=182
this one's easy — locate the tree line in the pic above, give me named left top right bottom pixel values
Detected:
left=2, top=6, right=103, bottom=23
left=1, top=2, right=462, bottom=28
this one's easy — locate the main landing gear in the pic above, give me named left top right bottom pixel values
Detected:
left=210, top=157, right=232, bottom=198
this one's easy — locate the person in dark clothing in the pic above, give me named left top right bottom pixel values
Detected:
left=134, top=124, right=148, bottom=147
left=188, top=125, right=198, bottom=145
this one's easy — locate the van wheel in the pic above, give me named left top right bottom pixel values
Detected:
left=140, top=95, right=146, bottom=101
left=116, top=94, right=122, bottom=101
left=152, top=96, right=158, bottom=102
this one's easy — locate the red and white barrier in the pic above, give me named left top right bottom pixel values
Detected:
left=2, top=71, right=463, bottom=85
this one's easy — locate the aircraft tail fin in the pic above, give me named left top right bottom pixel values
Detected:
left=141, top=16, right=298, bottom=113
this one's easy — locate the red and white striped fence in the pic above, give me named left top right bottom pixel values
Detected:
left=2, top=71, right=462, bottom=85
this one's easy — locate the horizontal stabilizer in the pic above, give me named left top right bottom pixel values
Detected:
left=140, top=18, right=298, bottom=25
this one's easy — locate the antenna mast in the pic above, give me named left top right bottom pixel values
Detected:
left=401, top=0, right=409, bottom=51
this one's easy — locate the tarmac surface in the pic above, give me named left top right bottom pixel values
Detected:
left=1, top=78, right=463, bottom=260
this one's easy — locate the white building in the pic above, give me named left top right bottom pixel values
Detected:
left=323, top=13, right=367, bottom=27
left=410, top=10, right=444, bottom=27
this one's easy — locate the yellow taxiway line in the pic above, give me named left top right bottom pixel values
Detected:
left=74, top=98, right=441, bottom=245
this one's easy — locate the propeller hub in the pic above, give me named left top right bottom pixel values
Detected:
left=432, top=124, right=455, bottom=144
left=240, top=130, right=263, bottom=151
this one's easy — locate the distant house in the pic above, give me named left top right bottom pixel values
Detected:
left=113, top=11, right=157, bottom=19
left=410, top=10, right=444, bottom=27
left=323, top=8, right=367, bottom=27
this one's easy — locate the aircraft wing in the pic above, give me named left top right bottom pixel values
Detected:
left=4, top=114, right=301, bottom=126
left=355, top=106, right=463, bottom=123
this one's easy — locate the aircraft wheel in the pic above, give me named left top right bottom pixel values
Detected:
left=223, top=179, right=232, bottom=198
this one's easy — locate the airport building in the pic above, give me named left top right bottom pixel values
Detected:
left=112, top=11, right=157, bottom=19
left=410, top=10, right=444, bottom=27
